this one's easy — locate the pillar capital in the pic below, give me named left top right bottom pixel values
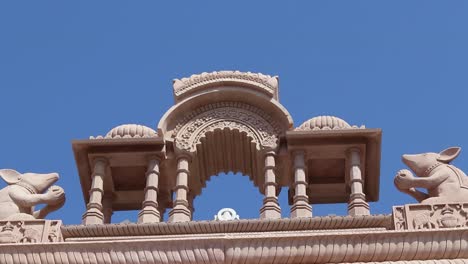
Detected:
left=293, top=151, right=307, bottom=169
left=346, top=147, right=361, bottom=155
left=146, top=154, right=163, bottom=163
left=92, top=156, right=108, bottom=166
left=292, top=149, right=306, bottom=157
left=346, top=147, right=361, bottom=166
left=176, top=152, right=193, bottom=163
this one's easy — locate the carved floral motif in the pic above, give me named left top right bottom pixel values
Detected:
left=173, top=102, right=282, bottom=152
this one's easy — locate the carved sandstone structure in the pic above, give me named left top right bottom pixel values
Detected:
left=0, top=71, right=467, bottom=263
left=0, top=169, right=65, bottom=244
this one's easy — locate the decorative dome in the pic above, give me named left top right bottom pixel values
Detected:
left=90, top=124, right=158, bottom=139
left=105, top=124, right=157, bottom=139
left=297, top=116, right=362, bottom=131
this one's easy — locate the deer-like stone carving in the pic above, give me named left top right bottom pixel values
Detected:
left=394, top=147, right=468, bottom=204
left=0, top=169, right=65, bottom=220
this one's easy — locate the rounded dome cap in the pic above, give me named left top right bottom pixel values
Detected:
left=297, top=116, right=352, bottom=131
left=105, top=124, right=157, bottom=139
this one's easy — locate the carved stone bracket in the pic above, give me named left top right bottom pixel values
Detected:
left=0, top=220, right=63, bottom=244
left=393, top=203, right=468, bottom=230
left=173, top=102, right=282, bottom=152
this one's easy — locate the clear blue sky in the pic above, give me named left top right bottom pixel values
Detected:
left=1, top=1, right=467, bottom=224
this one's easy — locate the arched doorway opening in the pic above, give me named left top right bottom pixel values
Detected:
left=192, top=172, right=264, bottom=221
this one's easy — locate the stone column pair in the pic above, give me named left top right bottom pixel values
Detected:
left=82, top=157, right=163, bottom=225
left=289, top=149, right=369, bottom=217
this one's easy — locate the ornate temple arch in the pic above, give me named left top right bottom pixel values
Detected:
left=157, top=71, right=294, bottom=221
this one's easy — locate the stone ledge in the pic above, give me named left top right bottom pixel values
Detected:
left=62, top=214, right=391, bottom=238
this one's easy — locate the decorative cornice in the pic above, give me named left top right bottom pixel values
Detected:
left=1, top=227, right=468, bottom=263
left=173, top=71, right=278, bottom=99
left=62, top=215, right=391, bottom=238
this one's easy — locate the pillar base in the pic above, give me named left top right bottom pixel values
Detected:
left=138, top=209, right=161, bottom=224
left=168, top=206, right=191, bottom=223
left=260, top=198, right=282, bottom=219
left=291, top=202, right=313, bottom=218
left=348, top=200, right=370, bottom=216
left=82, top=210, right=104, bottom=225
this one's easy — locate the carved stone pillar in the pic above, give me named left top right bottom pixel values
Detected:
left=291, top=151, right=312, bottom=218
left=82, top=157, right=107, bottom=225
left=138, top=157, right=161, bottom=223
left=260, top=151, right=281, bottom=219
left=347, top=148, right=370, bottom=216
left=168, top=155, right=192, bottom=222
left=188, top=193, right=195, bottom=216
left=102, top=195, right=113, bottom=224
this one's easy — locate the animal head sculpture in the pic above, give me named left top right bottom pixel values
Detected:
left=394, top=147, right=468, bottom=204
left=0, top=169, right=65, bottom=220
left=401, top=147, right=461, bottom=177
left=0, top=169, right=59, bottom=193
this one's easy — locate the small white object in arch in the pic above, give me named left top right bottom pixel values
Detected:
left=214, top=208, right=240, bottom=221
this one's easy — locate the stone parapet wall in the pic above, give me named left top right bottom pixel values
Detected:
left=1, top=227, right=467, bottom=263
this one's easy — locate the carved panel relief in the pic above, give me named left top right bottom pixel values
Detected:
left=173, top=102, right=282, bottom=152
left=393, top=203, right=468, bottom=230
left=0, top=220, right=63, bottom=244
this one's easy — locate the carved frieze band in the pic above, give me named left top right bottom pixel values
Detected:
left=393, top=203, right=468, bottom=230
left=173, top=71, right=278, bottom=98
left=0, top=220, right=62, bottom=244
left=173, top=102, right=282, bottom=152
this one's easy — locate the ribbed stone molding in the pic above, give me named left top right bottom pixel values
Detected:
left=173, top=71, right=279, bottom=101
left=63, top=215, right=390, bottom=238
left=2, top=228, right=468, bottom=263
